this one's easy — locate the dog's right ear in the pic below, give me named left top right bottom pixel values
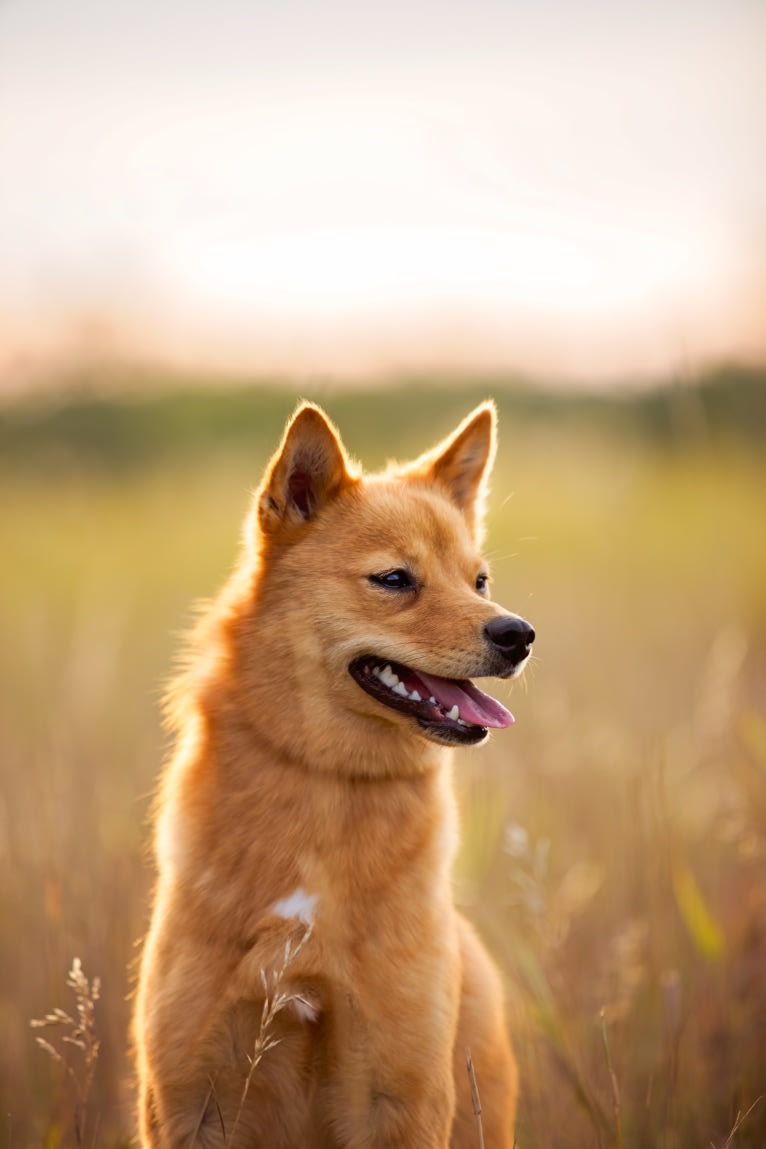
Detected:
left=402, top=401, right=497, bottom=544
left=256, top=403, right=356, bottom=540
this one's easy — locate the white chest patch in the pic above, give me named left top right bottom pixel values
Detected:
left=271, top=887, right=318, bottom=926
left=291, top=993, right=320, bottom=1024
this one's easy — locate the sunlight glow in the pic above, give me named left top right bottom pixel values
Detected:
left=0, top=0, right=764, bottom=384
left=177, top=222, right=714, bottom=320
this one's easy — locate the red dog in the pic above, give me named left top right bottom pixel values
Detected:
left=135, top=402, right=534, bottom=1147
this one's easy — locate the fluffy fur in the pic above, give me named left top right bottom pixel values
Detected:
left=135, top=401, right=534, bottom=1148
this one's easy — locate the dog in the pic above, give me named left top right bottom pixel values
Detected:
left=134, top=400, right=535, bottom=1148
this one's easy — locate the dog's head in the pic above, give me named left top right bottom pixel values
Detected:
left=242, top=401, right=534, bottom=759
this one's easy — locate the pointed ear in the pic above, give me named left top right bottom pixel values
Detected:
left=405, top=401, right=497, bottom=542
left=257, top=403, right=355, bottom=539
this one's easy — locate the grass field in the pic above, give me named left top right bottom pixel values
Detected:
left=2, top=375, right=765, bottom=1147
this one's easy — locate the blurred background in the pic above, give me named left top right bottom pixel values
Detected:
left=1, top=1, right=765, bottom=1146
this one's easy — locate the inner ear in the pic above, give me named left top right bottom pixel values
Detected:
left=256, top=403, right=357, bottom=539
left=288, top=467, right=317, bottom=520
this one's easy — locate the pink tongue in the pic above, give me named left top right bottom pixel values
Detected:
left=415, top=671, right=514, bottom=729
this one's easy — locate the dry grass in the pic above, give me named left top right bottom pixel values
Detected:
left=30, top=959, right=101, bottom=1147
left=227, top=924, right=314, bottom=1146
left=465, top=1052, right=486, bottom=1149
left=3, top=388, right=765, bottom=1147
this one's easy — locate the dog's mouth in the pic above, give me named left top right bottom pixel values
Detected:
left=348, top=656, right=514, bottom=746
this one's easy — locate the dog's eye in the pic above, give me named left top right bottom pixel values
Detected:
left=475, top=573, right=489, bottom=594
left=370, top=569, right=414, bottom=591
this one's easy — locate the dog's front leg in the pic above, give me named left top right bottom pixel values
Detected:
left=325, top=962, right=459, bottom=1149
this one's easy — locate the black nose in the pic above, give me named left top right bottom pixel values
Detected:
left=484, top=615, right=535, bottom=663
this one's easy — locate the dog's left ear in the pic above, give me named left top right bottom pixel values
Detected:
left=256, top=403, right=356, bottom=541
left=406, top=401, right=497, bottom=542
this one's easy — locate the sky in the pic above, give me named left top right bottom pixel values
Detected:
left=0, top=0, right=765, bottom=388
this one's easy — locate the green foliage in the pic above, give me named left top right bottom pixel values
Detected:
left=2, top=376, right=765, bottom=1146
left=1, top=363, right=764, bottom=474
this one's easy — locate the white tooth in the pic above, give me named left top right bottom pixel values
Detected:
left=372, top=666, right=381, bottom=677
left=428, top=696, right=437, bottom=705
left=409, top=690, right=422, bottom=702
left=380, top=666, right=399, bottom=688
left=457, top=718, right=467, bottom=726
left=447, top=705, right=460, bottom=721
left=393, top=682, right=408, bottom=696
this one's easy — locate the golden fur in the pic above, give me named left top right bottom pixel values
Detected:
left=135, top=402, right=533, bottom=1147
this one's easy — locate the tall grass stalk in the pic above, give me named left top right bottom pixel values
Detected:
left=30, top=958, right=101, bottom=1147
left=465, top=1052, right=485, bottom=1149
left=599, top=1009, right=625, bottom=1149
